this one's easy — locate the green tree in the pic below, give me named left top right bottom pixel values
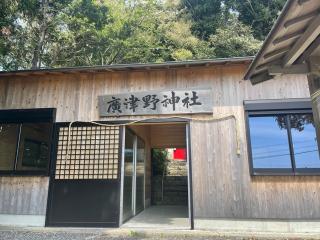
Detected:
left=152, top=149, right=168, bottom=176
left=0, top=0, right=276, bottom=70
left=179, top=0, right=223, bottom=40
left=50, top=0, right=114, bottom=66
left=164, top=20, right=213, bottom=60
left=180, top=0, right=286, bottom=41
left=0, top=1, right=17, bottom=57
left=52, top=0, right=212, bottom=66
left=209, top=16, right=261, bottom=58
left=51, top=0, right=168, bottom=66
left=0, top=0, right=71, bottom=70
left=227, top=0, right=286, bottom=40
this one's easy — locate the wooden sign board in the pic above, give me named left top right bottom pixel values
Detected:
left=98, top=89, right=213, bottom=116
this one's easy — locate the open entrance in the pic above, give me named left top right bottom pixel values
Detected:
left=120, top=121, right=192, bottom=229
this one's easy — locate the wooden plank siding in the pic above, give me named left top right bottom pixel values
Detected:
left=150, top=124, right=186, bottom=148
left=0, top=63, right=319, bottom=219
left=0, top=176, right=49, bottom=215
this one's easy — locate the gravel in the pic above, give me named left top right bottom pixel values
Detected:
left=1, top=226, right=320, bottom=240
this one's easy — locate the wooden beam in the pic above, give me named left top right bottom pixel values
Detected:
left=308, top=56, right=320, bottom=74
left=273, top=29, right=304, bottom=45
left=82, top=70, right=96, bottom=73
left=298, top=0, right=311, bottom=5
left=284, top=9, right=319, bottom=28
left=61, top=71, right=74, bottom=74
left=256, top=59, right=282, bottom=71
left=296, top=35, right=320, bottom=64
left=12, top=73, right=30, bottom=76
left=283, top=15, right=320, bottom=66
left=243, top=0, right=297, bottom=80
left=30, top=72, right=47, bottom=76
left=103, top=68, right=114, bottom=72
left=307, top=73, right=320, bottom=152
left=48, top=71, right=63, bottom=75
left=250, top=71, right=274, bottom=85
left=268, top=64, right=309, bottom=75
left=263, top=46, right=291, bottom=60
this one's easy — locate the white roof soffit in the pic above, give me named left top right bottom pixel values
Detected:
left=244, top=0, right=320, bottom=84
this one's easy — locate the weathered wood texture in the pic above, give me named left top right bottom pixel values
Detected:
left=189, top=66, right=318, bottom=219
left=308, top=74, right=320, bottom=153
left=0, top=63, right=319, bottom=219
left=150, top=124, right=186, bottom=148
left=0, top=176, right=49, bottom=215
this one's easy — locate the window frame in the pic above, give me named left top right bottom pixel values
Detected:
left=0, top=108, right=56, bottom=176
left=244, top=99, right=320, bottom=176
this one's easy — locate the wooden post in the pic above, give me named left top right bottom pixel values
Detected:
left=308, top=68, right=320, bottom=152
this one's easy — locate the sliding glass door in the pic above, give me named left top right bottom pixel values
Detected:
left=122, top=128, right=145, bottom=223
left=135, top=137, right=145, bottom=214
left=123, top=129, right=135, bottom=222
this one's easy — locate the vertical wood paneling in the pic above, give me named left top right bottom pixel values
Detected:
left=150, top=124, right=186, bottom=148
left=1, top=63, right=319, bottom=219
left=0, top=177, right=49, bottom=215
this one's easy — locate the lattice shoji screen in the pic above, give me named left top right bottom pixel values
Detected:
left=55, top=125, right=120, bottom=180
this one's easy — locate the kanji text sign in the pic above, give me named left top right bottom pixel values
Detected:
left=98, top=89, right=213, bottom=116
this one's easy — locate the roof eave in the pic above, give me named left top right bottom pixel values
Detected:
left=244, top=0, right=296, bottom=80
left=0, top=57, right=253, bottom=77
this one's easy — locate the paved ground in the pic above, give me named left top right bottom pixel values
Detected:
left=122, top=205, right=189, bottom=229
left=1, top=226, right=320, bottom=240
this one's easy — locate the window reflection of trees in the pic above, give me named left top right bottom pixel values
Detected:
left=276, top=114, right=313, bottom=131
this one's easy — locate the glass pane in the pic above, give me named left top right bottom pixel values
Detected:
left=0, top=124, right=19, bottom=170
left=123, top=129, right=134, bottom=222
left=16, top=123, right=51, bottom=171
left=249, top=115, right=292, bottom=169
left=289, top=114, right=320, bottom=168
left=136, top=137, right=145, bottom=214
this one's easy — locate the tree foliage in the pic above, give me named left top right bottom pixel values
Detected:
left=228, top=0, right=287, bottom=40
left=0, top=0, right=71, bottom=69
left=179, top=0, right=224, bottom=40
left=209, top=16, right=261, bottom=58
left=276, top=114, right=314, bottom=132
left=152, top=149, right=168, bottom=176
left=0, top=0, right=286, bottom=70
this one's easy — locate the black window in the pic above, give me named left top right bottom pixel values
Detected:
left=245, top=99, right=320, bottom=175
left=0, top=109, right=55, bottom=175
